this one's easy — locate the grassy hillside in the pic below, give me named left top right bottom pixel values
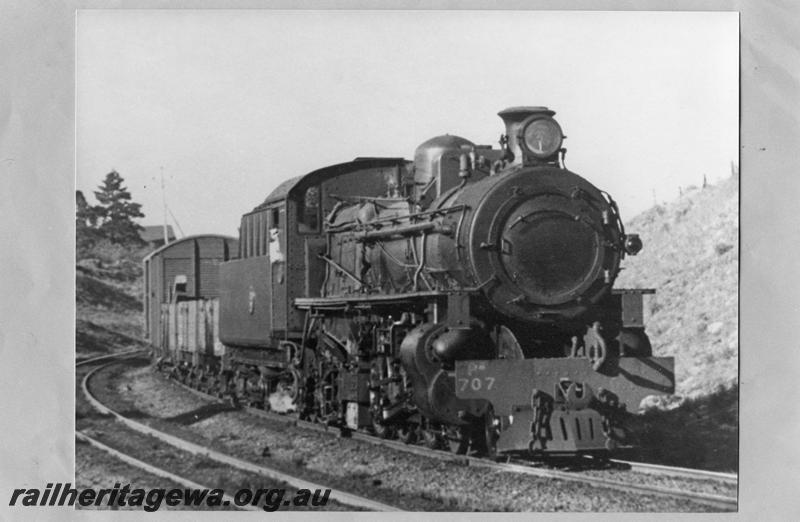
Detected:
left=616, top=175, right=738, bottom=398
left=76, top=241, right=149, bottom=360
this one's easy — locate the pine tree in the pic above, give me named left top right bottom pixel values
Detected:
left=93, top=170, right=145, bottom=245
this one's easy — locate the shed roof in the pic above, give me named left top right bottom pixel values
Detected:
left=140, top=225, right=175, bottom=242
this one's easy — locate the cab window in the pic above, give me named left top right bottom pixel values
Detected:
left=296, top=185, right=320, bottom=234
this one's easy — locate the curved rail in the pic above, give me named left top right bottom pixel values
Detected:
left=76, top=431, right=257, bottom=511
left=163, top=375, right=737, bottom=511
left=76, top=348, right=145, bottom=367
left=81, top=360, right=399, bottom=512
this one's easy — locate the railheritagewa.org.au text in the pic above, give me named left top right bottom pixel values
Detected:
left=9, top=483, right=331, bottom=511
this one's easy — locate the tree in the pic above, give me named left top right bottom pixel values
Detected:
left=93, top=170, right=145, bottom=245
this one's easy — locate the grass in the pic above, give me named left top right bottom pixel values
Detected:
left=76, top=239, right=148, bottom=357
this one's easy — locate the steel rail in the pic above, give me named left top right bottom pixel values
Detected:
left=81, top=360, right=400, bottom=512
left=75, top=431, right=257, bottom=511
left=345, top=430, right=738, bottom=510
left=76, top=348, right=145, bottom=367
left=162, top=375, right=737, bottom=511
left=482, top=459, right=736, bottom=511
left=608, top=458, right=737, bottom=484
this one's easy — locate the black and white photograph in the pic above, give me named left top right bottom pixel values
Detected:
left=69, top=9, right=740, bottom=513
left=6, top=2, right=799, bottom=518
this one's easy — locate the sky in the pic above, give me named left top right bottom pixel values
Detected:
left=76, top=10, right=738, bottom=238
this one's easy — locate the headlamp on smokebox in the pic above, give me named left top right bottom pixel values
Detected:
left=519, top=116, right=563, bottom=159
left=624, top=234, right=643, bottom=255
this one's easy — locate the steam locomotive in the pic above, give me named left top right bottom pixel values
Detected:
left=145, top=107, right=674, bottom=457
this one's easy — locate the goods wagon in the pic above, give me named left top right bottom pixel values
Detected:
left=143, top=235, right=238, bottom=369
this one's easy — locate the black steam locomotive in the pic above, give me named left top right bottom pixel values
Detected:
left=145, top=107, right=674, bottom=457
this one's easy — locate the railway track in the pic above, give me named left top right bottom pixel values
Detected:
left=76, top=348, right=144, bottom=367
left=162, top=372, right=737, bottom=511
left=346, top=426, right=736, bottom=511
left=76, top=432, right=257, bottom=511
left=77, top=354, right=398, bottom=512
left=603, top=459, right=737, bottom=484
left=77, top=352, right=736, bottom=511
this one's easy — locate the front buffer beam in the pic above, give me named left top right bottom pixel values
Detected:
left=455, top=357, right=675, bottom=453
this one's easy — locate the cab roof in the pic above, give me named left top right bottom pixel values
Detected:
left=254, top=157, right=407, bottom=210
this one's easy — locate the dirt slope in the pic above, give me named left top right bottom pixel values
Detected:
left=616, top=174, right=738, bottom=397
left=76, top=244, right=149, bottom=359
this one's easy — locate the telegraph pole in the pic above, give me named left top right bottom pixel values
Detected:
left=161, top=166, right=170, bottom=245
